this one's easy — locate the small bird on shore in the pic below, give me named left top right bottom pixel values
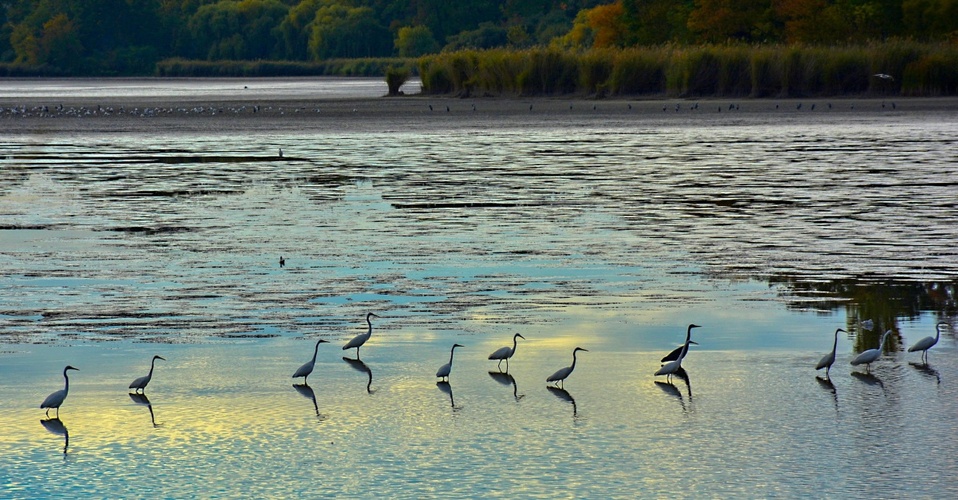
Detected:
left=279, top=256, right=285, bottom=268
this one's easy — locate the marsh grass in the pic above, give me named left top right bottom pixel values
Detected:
left=418, top=42, right=958, bottom=98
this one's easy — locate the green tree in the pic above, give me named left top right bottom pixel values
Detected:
left=308, top=4, right=391, bottom=58
left=687, top=0, right=774, bottom=43
left=38, top=13, right=83, bottom=69
left=622, top=0, right=695, bottom=44
left=188, top=0, right=288, bottom=59
left=903, top=0, right=958, bottom=40
left=395, top=25, right=439, bottom=57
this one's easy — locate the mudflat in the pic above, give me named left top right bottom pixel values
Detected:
left=2, top=92, right=957, bottom=135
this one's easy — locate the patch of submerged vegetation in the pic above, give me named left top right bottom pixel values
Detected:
left=418, top=42, right=958, bottom=98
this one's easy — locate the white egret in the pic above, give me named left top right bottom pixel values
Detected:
left=343, top=312, right=380, bottom=359
left=851, top=329, right=892, bottom=372
left=815, top=328, right=847, bottom=378
left=436, top=343, right=464, bottom=381
left=293, top=339, right=329, bottom=382
left=547, top=347, right=588, bottom=388
left=129, top=355, right=165, bottom=393
left=908, top=322, right=949, bottom=363
left=41, top=365, right=78, bottom=417
left=873, top=73, right=894, bottom=81
left=656, top=324, right=699, bottom=380
left=488, top=333, right=525, bottom=370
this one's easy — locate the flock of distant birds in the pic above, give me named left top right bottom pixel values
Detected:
left=39, top=312, right=950, bottom=418
left=3, top=73, right=899, bottom=120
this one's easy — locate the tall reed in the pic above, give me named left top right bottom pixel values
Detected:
left=417, top=42, right=958, bottom=98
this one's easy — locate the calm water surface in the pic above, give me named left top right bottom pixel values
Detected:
left=1, top=79, right=957, bottom=497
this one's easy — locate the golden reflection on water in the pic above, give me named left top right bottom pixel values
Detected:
left=2, top=338, right=958, bottom=497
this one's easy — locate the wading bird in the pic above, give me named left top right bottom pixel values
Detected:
left=489, top=333, right=525, bottom=370
left=130, top=355, right=165, bottom=393
left=436, top=343, right=464, bottom=382
left=908, top=322, right=950, bottom=364
left=660, top=324, right=700, bottom=363
left=547, top=347, right=588, bottom=388
left=343, top=312, right=380, bottom=359
left=41, top=366, right=78, bottom=417
left=656, top=325, right=699, bottom=380
left=816, top=328, right=846, bottom=378
left=293, top=339, right=329, bottom=383
left=661, top=341, right=698, bottom=363
left=851, top=329, right=893, bottom=372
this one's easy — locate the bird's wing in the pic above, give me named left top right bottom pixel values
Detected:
left=488, top=346, right=510, bottom=359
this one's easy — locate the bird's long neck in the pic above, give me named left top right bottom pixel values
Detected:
left=879, top=332, right=890, bottom=350
left=512, top=335, right=519, bottom=351
left=366, top=316, right=374, bottom=336
left=62, top=368, right=70, bottom=394
left=680, top=327, right=693, bottom=360
left=831, top=329, right=839, bottom=354
left=570, top=350, right=579, bottom=370
left=148, top=358, right=157, bottom=377
left=449, top=347, right=457, bottom=365
left=312, top=341, right=321, bottom=363
left=935, top=324, right=944, bottom=342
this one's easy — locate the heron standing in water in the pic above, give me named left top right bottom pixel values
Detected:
left=41, top=366, right=78, bottom=417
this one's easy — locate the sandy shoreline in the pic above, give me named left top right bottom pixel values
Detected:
left=2, top=94, right=957, bottom=134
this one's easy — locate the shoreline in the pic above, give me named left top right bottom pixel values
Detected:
left=2, top=94, right=957, bottom=135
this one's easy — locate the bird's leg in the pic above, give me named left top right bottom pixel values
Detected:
left=497, top=359, right=503, bottom=370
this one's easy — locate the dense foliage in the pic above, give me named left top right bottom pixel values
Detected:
left=418, top=42, right=958, bottom=97
left=0, top=0, right=955, bottom=76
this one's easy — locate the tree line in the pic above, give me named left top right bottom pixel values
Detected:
left=0, top=0, right=955, bottom=76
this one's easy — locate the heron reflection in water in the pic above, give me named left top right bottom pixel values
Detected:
left=547, top=386, right=578, bottom=419
left=488, top=371, right=524, bottom=402
left=292, top=383, right=323, bottom=417
left=40, top=417, right=69, bottom=457
left=851, top=371, right=886, bottom=397
left=436, top=381, right=459, bottom=410
left=815, top=375, right=839, bottom=413
left=343, top=357, right=373, bottom=394
left=655, top=367, right=693, bottom=412
left=909, top=362, right=941, bottom=385
left=129, top=392, right=160, bottom=427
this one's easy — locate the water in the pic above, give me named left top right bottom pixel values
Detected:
left=1, top=79, right=957, bottom=497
